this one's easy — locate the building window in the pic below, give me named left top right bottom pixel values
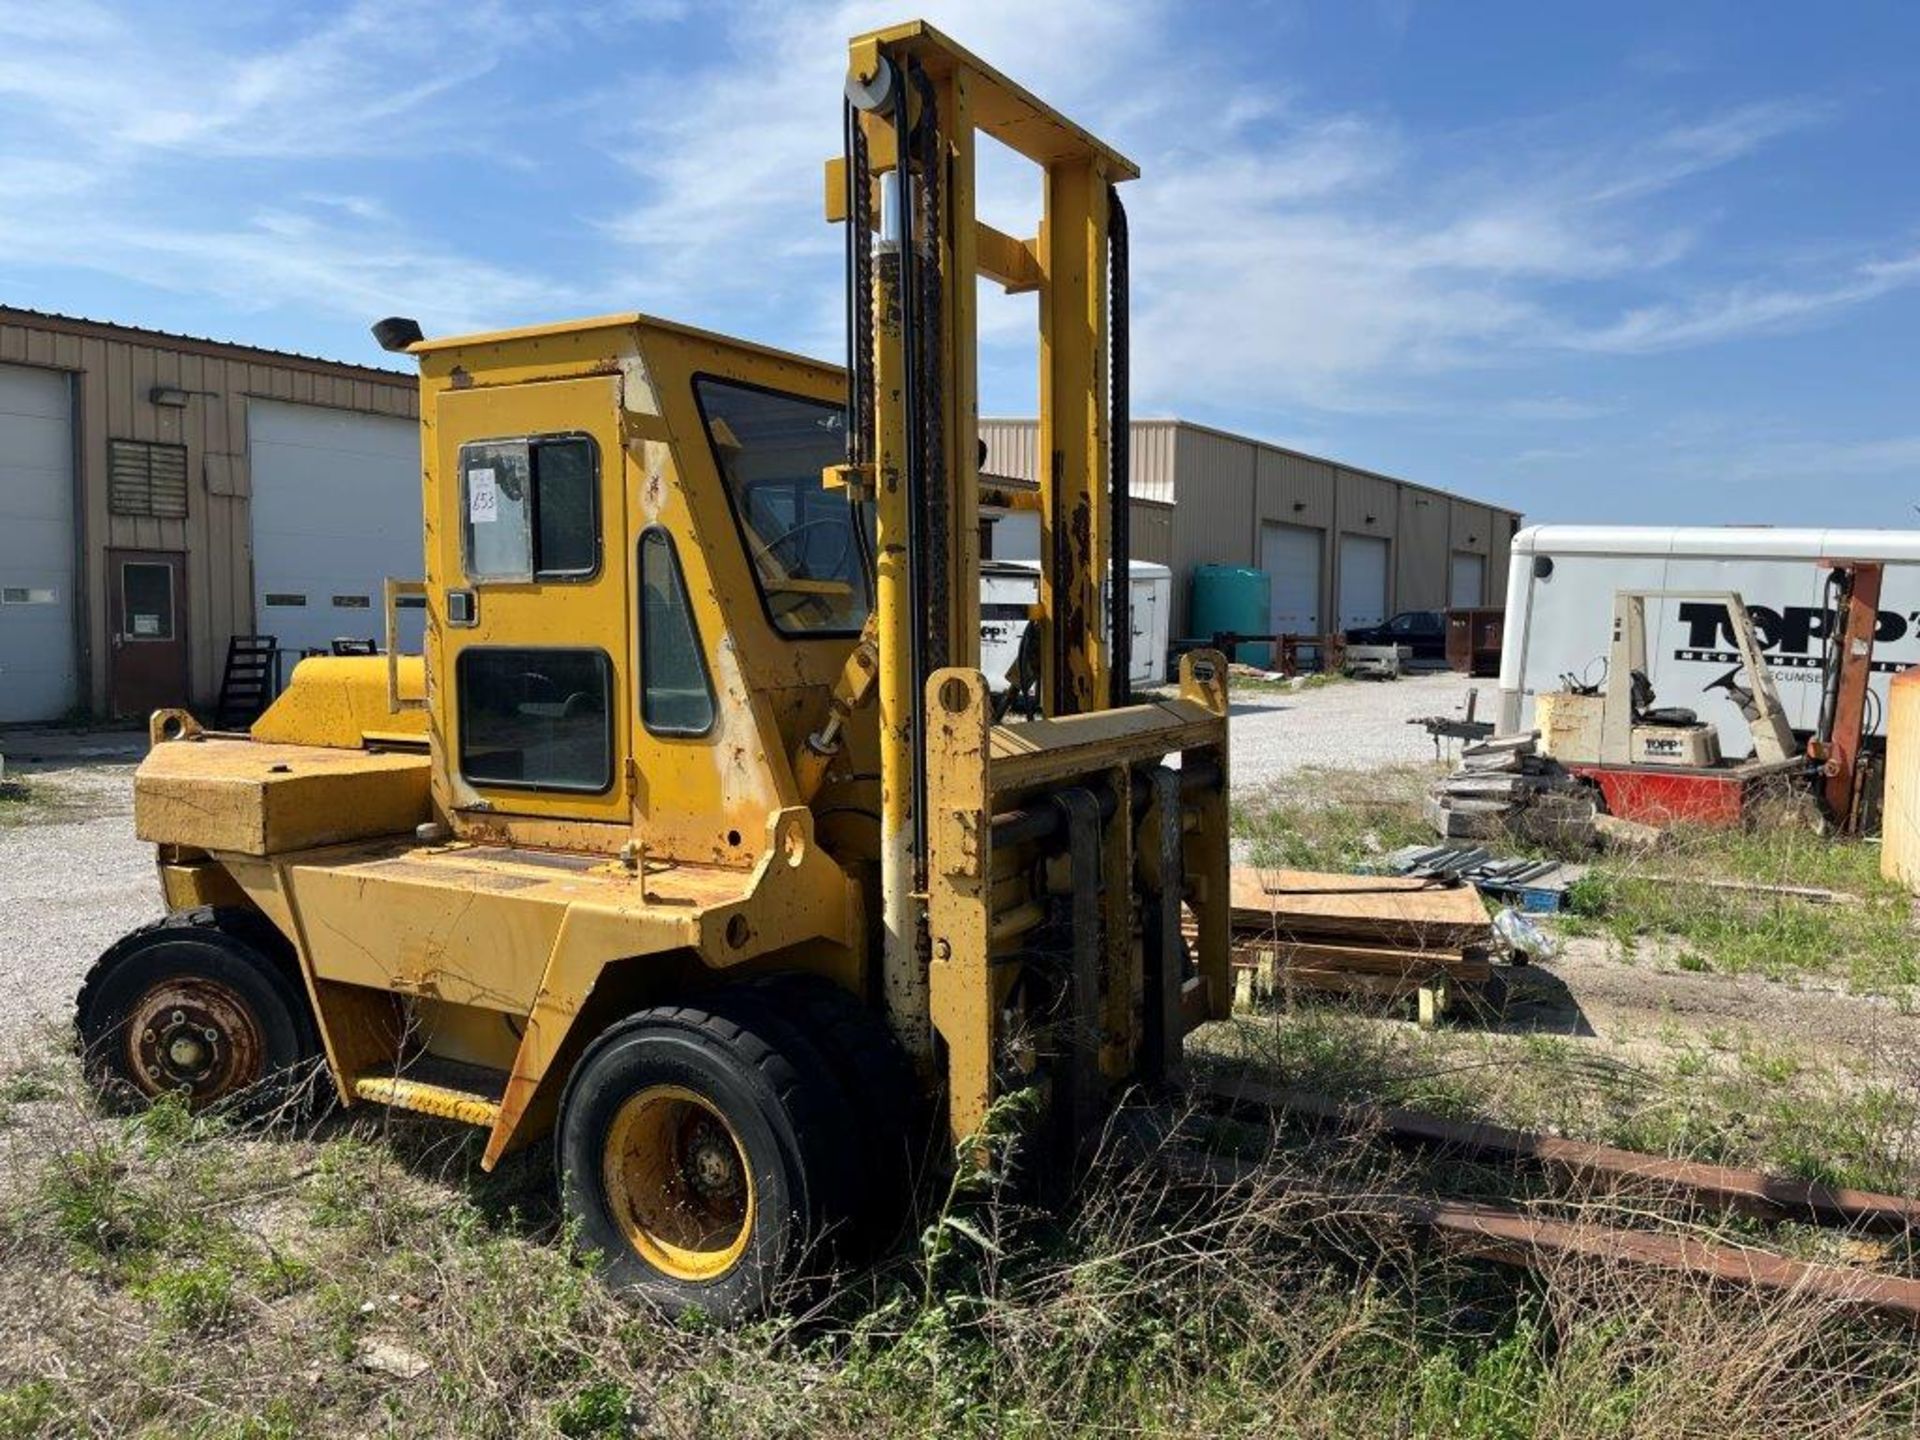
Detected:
left=121, top=562, right=175, bottom=640
left=639, top=528, right=715, bottom=737
left=460, top=434, right=599, bottom=582
left=108, top=440, right=188, bottom=518
left=457, top=647, right=612, bottom=793
left=692, top=377, right=870, bottom=636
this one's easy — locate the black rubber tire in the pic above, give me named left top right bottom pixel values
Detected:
left=556, top=998, right=851, bottom=1322
left=74, top=906, right=320, bottom=1116
left=739, top=972, right=926, bottom=1249
left=692, top=984, right=867, bottom=1249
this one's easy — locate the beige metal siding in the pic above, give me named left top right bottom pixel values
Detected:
left=1395, top=487, right=1450, bottom=610
left=979, top=418, right=1040, bottom=488
left=0, top=312, right=417, bottom=715
left=1130, top=499, right=1173, bottom=567
left=1253, top=447, right=1335, bottom=530
left=1488, top=511, right=1520, bottom=605
left=1169, top=425, right=1256, bottom=634
left=979, top=416, right=1179, bottom=505
left=1127, top=421, right=1179, bottom=505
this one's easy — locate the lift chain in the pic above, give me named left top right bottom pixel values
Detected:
left=909, top=61, right=950, bottom=680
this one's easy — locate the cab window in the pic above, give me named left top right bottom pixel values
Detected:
left=457, top=647, right=612, bottom=792
left=693, top=377, right=870, bottom=635
left=639, top=528, right=716, bottom=736
left=461, top=434, right=599, bottom=582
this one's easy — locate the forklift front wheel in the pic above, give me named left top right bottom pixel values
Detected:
left=558, top=1003, right=846, bottom=1322
left=602, top=1084, right=756, bottom=1283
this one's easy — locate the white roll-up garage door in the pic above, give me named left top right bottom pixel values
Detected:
left=1338, top=533, right=1390, bottom=630
left=1450, top=551, right=1486, bottom=609
left=1261, top=522, right=1322, bottom=634
left=0, top=365, right=75, bottom=722
left=248, top=400, right=423, bottom=659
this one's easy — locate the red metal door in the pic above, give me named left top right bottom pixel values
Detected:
left=107, top=549, right=189, bottom=719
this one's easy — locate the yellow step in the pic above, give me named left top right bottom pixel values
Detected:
left=349, top=1071, right=503, bottom=1128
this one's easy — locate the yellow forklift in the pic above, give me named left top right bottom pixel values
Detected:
left=75, top=21, right=1232, bottom=1319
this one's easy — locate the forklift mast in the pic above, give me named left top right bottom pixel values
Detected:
left=828, top=23, right=1230, bottom=1143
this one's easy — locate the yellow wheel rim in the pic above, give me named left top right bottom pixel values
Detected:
left=601, top=1084, right=756, bottom=1283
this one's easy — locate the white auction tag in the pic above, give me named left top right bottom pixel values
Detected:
left=469, top=467, right=499, bottom=523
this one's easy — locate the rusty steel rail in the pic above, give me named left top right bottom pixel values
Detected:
left=1205, top=1077, right=1920, bottom=1234
left=1157, top=1144, right=1920, bottom=1327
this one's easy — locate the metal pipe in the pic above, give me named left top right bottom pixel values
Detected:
left=892, top=71, right=929, bottom=874
left=1108, top=187, right=1131, bottom=709
left=851, top=54, right=931, bottom=1061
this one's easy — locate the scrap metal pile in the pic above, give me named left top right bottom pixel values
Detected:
left=1425, top=732, right=1598, bottom=842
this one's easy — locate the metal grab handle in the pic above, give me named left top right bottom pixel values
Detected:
left=383, top=577, right=428, bottom=713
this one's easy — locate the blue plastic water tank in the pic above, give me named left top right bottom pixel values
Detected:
left=1190, top=565, right=1270, bottom=666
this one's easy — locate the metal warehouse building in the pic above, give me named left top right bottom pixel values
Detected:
left=980, top=418, right=1523, bottom=640
left=0, top=309, right=418, bottom=724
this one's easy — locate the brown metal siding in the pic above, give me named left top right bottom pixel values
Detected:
left=0, top=314, right=417, bottom=715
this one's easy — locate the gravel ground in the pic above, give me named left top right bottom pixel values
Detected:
left=1, top=733, right=158, bottom=1048
left=1228, top=669, right=1486, bottom=790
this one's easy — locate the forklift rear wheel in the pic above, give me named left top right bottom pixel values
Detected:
left=558, top=1000, right=851, bottom=1321
left=75, top=907, right=319, bottom=1115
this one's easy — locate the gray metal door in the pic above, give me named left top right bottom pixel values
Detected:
left=0, top=365, right=75, bottom=721
left=1260, top=522, right=1321, bottom=635
left=248, top=400, right=423, bottom=660
left=1338, top=533, right=1390, bottom=630
left=1450, top=551, right=1486, bottom=609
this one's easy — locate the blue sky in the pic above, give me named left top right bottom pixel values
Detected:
left=0, top=0, right=1914, bottom=526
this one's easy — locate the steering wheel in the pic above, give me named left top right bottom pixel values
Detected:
left=752, top=516, right=852, bottom=581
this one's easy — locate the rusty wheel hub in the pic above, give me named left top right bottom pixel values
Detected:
left=124, top=977, right=264, bottom=1105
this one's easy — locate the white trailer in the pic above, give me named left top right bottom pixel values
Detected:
left=1498, top=526, right=1920, bottom=745
left=980, top=559, right=1172, bottom=693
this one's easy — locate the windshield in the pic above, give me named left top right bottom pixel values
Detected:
left=694, top=377, right=872, bottom=636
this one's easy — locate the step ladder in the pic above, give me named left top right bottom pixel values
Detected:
left=214, top=634, right=278, bottom=728
left=348, top=1058, right=507, bottom=1129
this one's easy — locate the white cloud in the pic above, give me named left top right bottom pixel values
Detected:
left=573, top=1, right=1864, bottom=418
left=0, top=1, right=586, bottom=339
left=0, top=0, right=1900, bottom=424
left=1560, top=245, right=1920, bottom=353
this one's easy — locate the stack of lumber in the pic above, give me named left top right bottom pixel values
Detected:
left=1220, top=865, right=1495, bottom=1012
left=1427, top=732, right=1596, bottom=842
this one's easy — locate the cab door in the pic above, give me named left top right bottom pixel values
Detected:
left=431, top=376, right=632, bottom=833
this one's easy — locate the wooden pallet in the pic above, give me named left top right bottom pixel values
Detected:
left=1214, top=866, right=1496, bottom=1023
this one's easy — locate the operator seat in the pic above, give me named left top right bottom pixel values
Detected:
left=1630, top=669, right=1697, bottom=728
